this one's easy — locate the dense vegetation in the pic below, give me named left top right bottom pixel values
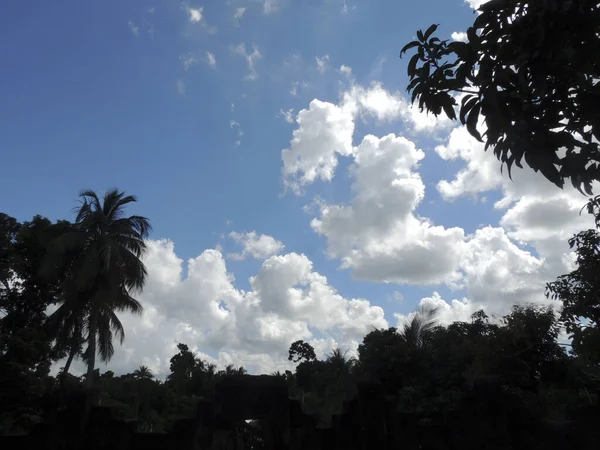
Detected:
left=1, top=0, right=599, bottom=444
left=400, top=0, right=600, bottom=194
left=1, top=189, right=599, bottom=440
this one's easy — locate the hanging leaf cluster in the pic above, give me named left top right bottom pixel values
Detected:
left=400, top=0, right=600, bottom=194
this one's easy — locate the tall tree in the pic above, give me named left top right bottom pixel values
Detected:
left=400, top=0, right=600, bottom=193
left=48, top=189, right=151, bottom=390
left=0, top=215, right=67, bottom=432
left=547, top=228, right=600, bottom=363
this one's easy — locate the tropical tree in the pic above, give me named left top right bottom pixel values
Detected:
left=398, top=303, right=440, bottom=348
left=47, top=189, right=151, bottom=390
left=288, top=340, right=317, bottom=363
left=133, top=365, right=154, bottom=380
left=547, top=228, right=600, bottom=363
left=400, top=0, right=600, bottom=194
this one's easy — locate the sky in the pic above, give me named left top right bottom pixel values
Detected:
left=0, top=0, right=594, bottom=376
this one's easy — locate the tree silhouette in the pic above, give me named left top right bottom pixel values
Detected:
left=400, top=0, right=600, bottom=193
left=133, top=365, right=154, bottom=380
left=47, top=189, right=150, bottom=390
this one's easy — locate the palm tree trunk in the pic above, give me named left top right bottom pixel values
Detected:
left=60, top=345, right=78, bottom=391
left=81, top=317, right=97, bottom=434
left=85, top=319, right=97, bottom=390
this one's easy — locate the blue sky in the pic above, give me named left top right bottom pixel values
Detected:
left=0, top=0, right=592, bottom=375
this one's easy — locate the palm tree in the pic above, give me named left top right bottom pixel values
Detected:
left=223, top=364, right=247, bottom=376
left=133, top=365, right=154, bottom=380
left=326, top=348, right=357, bottom=376
left=46, top=299, right=85, bottom=390
left=399, top=303, right=440, bottom=348
left=48, top=189, right=151, bottom=390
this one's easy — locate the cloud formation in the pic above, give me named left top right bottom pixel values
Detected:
left=228, top=231, right=285, bottom=260
left=232, top=43, right=262, bottom=81
left=64, top=240, right=387, bottom=377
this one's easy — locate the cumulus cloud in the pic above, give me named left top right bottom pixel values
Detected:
left=281, top=99, right=355, bottom=193
left=281, top=81, right=455, bottom=194
left=435, top=123, right=593, bottom=276
left=282, top=78, right=582, bottom=323
left=62, top=240, right=387, bottom=377
left=232, top=43, right=262, bottom=81
left=228, top=231, right=285, bottom=260
left=451, top=31, right=468, bottom=42
left=342, top=81, right=454, bottom=130
left=311, top=133, right=466, bottom=285
left=395, top=292, right=477, bottom=328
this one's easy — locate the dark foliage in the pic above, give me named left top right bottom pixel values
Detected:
left=400, top=0, right=600, bottom=194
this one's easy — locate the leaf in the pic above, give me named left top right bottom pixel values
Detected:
left=400, top=40, right=420, bottom=57
left=459, top=95, right=478, bottom=123
left=442, top=98, right=457, bottom=121
left=466, top=104, right=482, bottom=141
left=406, top=78, right=420, bottom=93
left=407, top=53, right=420, bottom=78
left=423, top=24, right=439, bottom=41
left=417, top=30, right=424, bottom=42
left=411, top=85, right=421, bottom=105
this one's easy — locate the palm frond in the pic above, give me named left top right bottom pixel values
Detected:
left=76, top=190, right=102, bottom=223
left=97, top=314, right=115, bottom=362
left=113, top=245, right=148, bottom=292
left=113, top=292, right=144, bottom=316
left=108, top=309, right=126, bottom=344
left=112, top=216, right=152, bottom=240
left=400, top=304, right=440, bottom=347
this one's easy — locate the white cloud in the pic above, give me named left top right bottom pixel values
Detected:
left=395, top=292, right=477, bottom=328
left=391, top=291, right=404, bottom=303
left=289, top=81, right=308, bottom=97
left=230, top=120, right=243, bottom=146
left=342, top=82, right=406, bottom=122
left=61, top=240, right=387, bottom=376
left=339, top=65, right=353, bottom=77
left=278, top=108, right=295, bottom=124
left=342, top=81, right=454, bottom=130
left=234, top=7, right=246, bottom=21
left=281, top=99, right=355, bottom=194
left=232, top=43, right=262, bottom=81
left=435, top=126, right=502, bottom=201
left=180, top=53, right=198, bottom=70
left=206, top=51, right=217, bottom=68
left=228, top=231, right=285, bottom=260
left=128, top=21, right=139, bottom=37
left=263, top=0, right=279, bottom=14
left=451, top=31, right=468, bottom=42
left=465, top=0, right=490, bottom=9
left=435, top=123, right=593, bottom=270
left=316, top=55, right=330, bottom=74
left=176, top=79, right=185, bottom=95
left=311, top=133, right=466, bottom=285
left=187, top=6, right=204, bottom=23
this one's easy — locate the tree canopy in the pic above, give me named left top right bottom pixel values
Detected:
left=400, top=0, right=600, bottom=194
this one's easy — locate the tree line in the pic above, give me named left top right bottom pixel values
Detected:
left=1, top=188, right=599, bottom=438
left=2, top=0, right=600, bottom=441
